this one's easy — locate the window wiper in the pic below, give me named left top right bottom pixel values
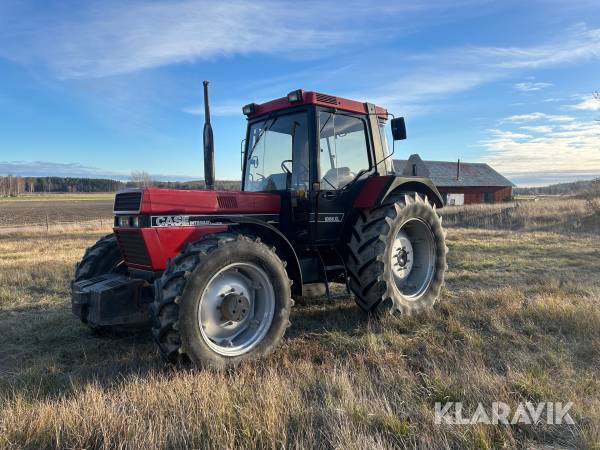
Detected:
left=248, top=115, right=277, bottom=160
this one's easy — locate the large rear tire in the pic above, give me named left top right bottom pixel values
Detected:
left=346, top=193, right=447, bottom=315
left=151, top=232, right=293, bottom=368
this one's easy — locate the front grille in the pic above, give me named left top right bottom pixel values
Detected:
left=217, top=195, right=238, bottom=209
left=114, top=192, right=142, bottom=212
left=115, top=230, right=152, bottom=267
left=316, top=93, right=338, bottom=105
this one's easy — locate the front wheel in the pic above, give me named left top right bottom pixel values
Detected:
left=151, top=232, right=293, bottom=368
left=73, top=234, right=127, bottom=331
left=74, top=234, right=125, bottom=282
left=346, top=193, right=447, bottom=315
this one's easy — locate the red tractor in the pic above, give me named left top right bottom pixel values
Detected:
left=72, top=82, right=447, bottom=368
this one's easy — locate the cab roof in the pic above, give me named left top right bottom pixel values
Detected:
left=245, top=90, right=388, bottom=120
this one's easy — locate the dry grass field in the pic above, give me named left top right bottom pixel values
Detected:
left=1, top=197, right=599, bottom=449
left=442, top=198, right=600, bottom=234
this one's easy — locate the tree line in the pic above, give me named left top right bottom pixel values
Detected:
left=514, top=177, right=600, bottom=196
left=0, top=174, right=240, bottom=197
left=0, top=176, right=125, bottom=196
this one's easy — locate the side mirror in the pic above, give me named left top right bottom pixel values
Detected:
left=391, top=117, right=407, bottom=141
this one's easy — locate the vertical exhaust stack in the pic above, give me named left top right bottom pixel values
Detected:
left=203, top=81, right=215, bottom=190
left=456, top=158, right=461, bottom=181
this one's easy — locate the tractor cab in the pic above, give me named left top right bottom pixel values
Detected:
left=240, top=90, right=405, bottom=244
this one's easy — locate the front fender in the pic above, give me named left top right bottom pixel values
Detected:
left=230, top=218, right=303, bottom=296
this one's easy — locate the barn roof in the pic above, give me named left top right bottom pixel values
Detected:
left=393, top=154, right=515, bottom=188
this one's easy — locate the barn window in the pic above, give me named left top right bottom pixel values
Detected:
left=483, top=192, right=494, bottom=203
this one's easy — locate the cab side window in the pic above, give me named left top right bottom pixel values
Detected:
left=318, top=112, right=370, bottom=189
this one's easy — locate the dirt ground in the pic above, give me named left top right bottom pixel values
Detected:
left=0, top=196, right=113, bottom=228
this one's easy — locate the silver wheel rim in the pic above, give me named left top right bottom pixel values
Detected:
left=199, top=262, right=275, bottom=356
left=391, top=218, right=436, bottom=300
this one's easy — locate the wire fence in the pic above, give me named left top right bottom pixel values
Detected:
left=0, top=198, right=114, bottom=234
left=0, top=217, right=114, bottom=234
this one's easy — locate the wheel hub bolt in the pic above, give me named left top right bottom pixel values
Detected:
left=397, top=248, right=409, bottom=268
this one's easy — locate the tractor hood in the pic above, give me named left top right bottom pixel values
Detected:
left=113, top=187, right=281, bottom=215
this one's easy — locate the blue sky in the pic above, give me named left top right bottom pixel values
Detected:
left=0, top=0, right=599, bottom=186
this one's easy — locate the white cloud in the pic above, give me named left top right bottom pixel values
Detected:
left=480, top=115, right=600, bottom=174
left=504, top=170, right=600, bottom=187
left=571, top=95, right=600, bottom=111
left=0, top=160, right=197, bottom=180
left=486, top=129, right=532, bottom=140
left=2, top=0, right=600, bottom=136
left=513, top=82, right=553, bottom=92
left=0, top=1, right=355, bottom=78
left=520, top=125, right=553, bottom=133
left=0, top=0, right=483, bottom=79
left=2, top=1, right=599, bottom=89
left=1, top=0, right=599, bottom=125
left=183, top=102, right=245, bottom=117
left=501, top=112, right=575, bottom=123
left=476, top=24, right=600, bottom=70
left=347, top=24, right=600, bottom=116
left=0, top=161, right=125, bottom=178
left=362, top=69, right=498, bottom=115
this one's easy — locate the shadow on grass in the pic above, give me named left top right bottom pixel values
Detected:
left=0, top=304, right=161, bottom=401
left=0, top=299, right=373, bottom=401
left=288, top=299, right=369, bottom=337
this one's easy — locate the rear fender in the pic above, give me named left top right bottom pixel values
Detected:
left=230, top=218, right=303, bottom=296
left=354, top=175, right=444, bottom=209
left=384, top=178, right=444, bottom=208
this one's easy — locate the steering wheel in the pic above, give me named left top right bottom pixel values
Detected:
left=281, top=160, right=292, bottom=174
left=255, top=173, right=265, bottom=181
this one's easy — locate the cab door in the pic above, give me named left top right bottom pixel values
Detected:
left=312, top=110, right=372, bottom=242
left=242, top=110, right=311, bottom=244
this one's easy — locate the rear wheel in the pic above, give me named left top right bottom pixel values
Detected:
left=346, top=193, right=447, bottom=315
left=151, top=232, right=293, bottom=368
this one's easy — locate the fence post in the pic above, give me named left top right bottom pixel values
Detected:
left=45, top=212, right=49, bottom=233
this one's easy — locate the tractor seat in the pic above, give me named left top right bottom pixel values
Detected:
left=322, top=167, right=353, bottom=189
left=260, top=173, right=287, bottom=190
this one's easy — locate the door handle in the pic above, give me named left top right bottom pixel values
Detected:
left=322, top=191, right=336, bottom=199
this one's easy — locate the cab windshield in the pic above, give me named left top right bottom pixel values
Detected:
left=243, top=112, right=308, bottom=192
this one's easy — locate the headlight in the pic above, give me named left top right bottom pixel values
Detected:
left=287, top=89, right=303, bottom=103
left=242, top=103, right=257, bottom=115
left=117, top=216, right=130, bottom=227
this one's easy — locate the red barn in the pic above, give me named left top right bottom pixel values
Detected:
left=394, top=154, right=514, bottom=205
